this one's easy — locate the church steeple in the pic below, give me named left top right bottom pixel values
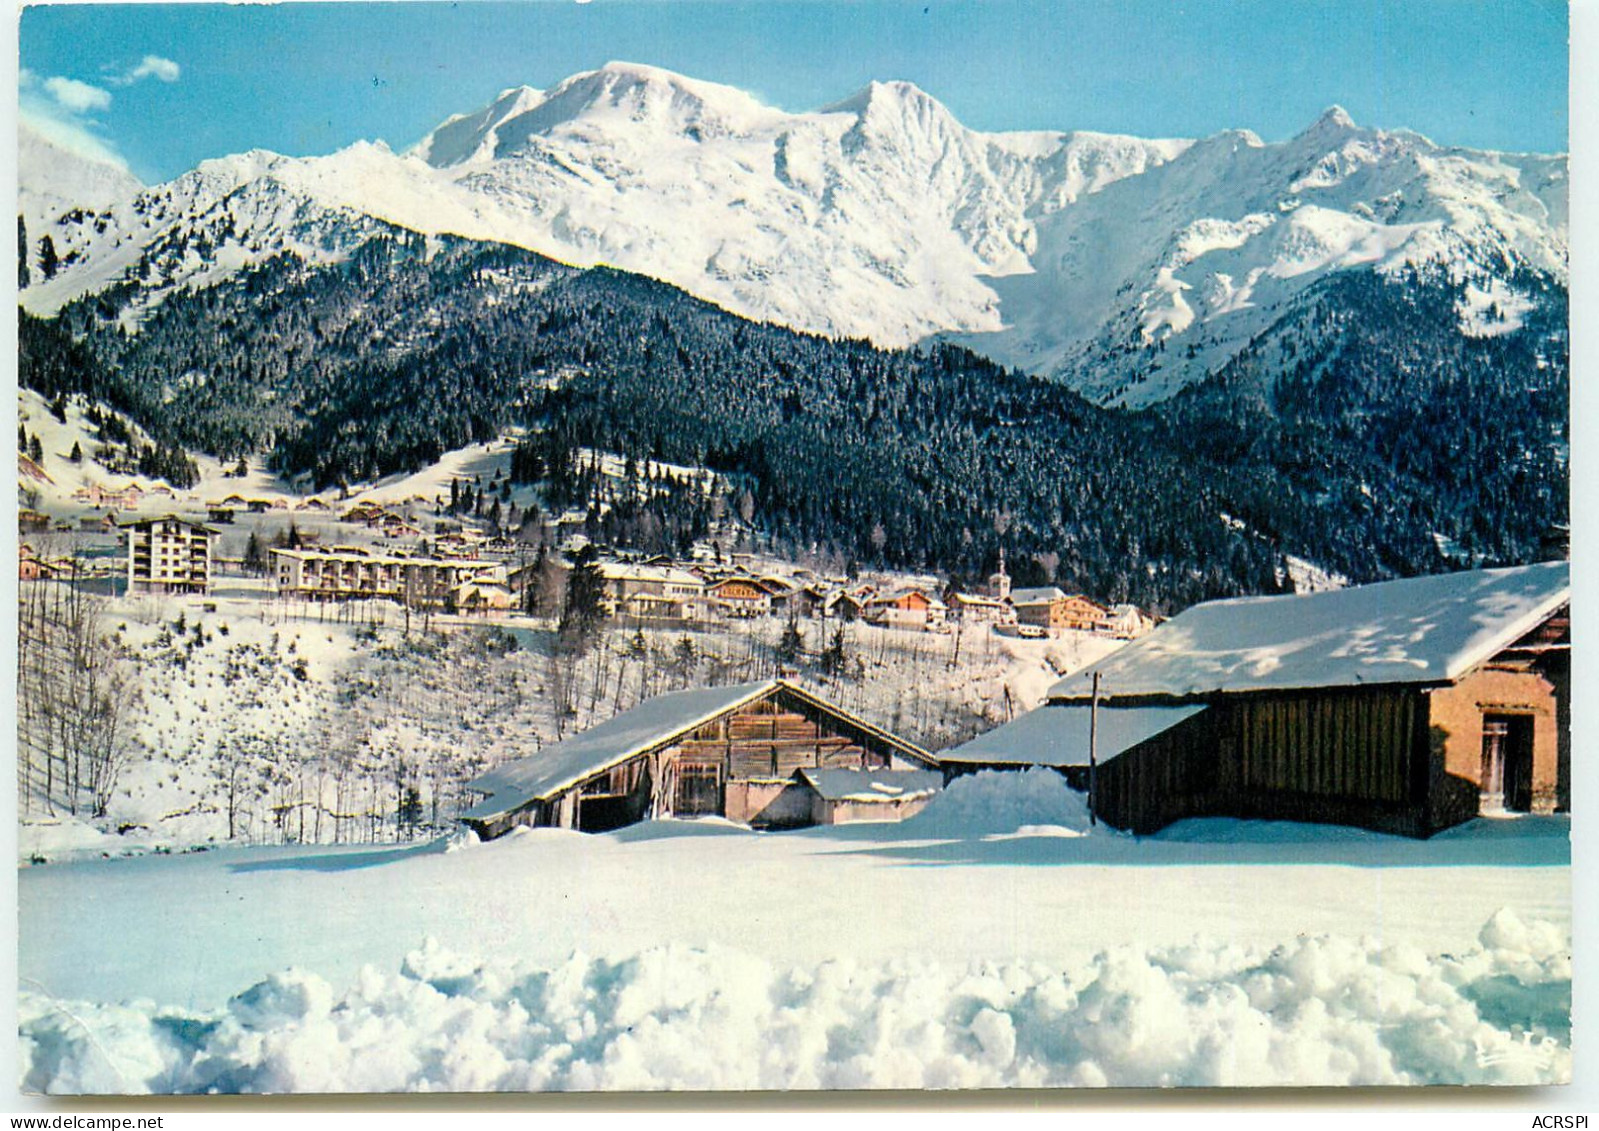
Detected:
left=988, top=548, right=1011, bottom=601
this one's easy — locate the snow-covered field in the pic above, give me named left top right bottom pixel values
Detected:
left=17, top=772, right=1570, bottom=1093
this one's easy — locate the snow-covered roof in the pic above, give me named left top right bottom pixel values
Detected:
left=1048, top=562, right=1570, bottom=703
left=462, top=682, right=778, bottom=820
left=797, top=768, right=944, bottom=803
left=940, top=703, right=1206, bottom=767
left=600, top=562, right=703, bottom=586
left=1009, top=587, right=1067, bottom=606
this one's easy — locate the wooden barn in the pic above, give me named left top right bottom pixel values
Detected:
left=1025, top=562, right=1570, bottom=837
left=460, top=680, right=938, bottom=838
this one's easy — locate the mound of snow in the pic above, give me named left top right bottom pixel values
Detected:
left=17, top=911, right=1570, bottom=1093
left=906, top=768, right=1099, bottom=837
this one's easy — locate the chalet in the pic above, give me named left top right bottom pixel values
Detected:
left=19, top=544, right=56, bottom=581
left=999, top=563, right=1569, bottom=837
left=758, top=577, right=801, bottom=616
left=1011, top=588, right=1109, bottom=633
left=865, top=588, right=947, bottom=629
left=946, top=591, right=1012, bottom=624
left=822, top=590, right=868, bottom=621
left=19, top=509, right=51, bottom=535
left=375, top=513, right=424, bottom=539
left=708, top=576, right=772, bottom=617
left=460, top=680, right=938, bottom=837
left=208, top=507, right=235, bottom=524
left=452, top=576, right=516, bottom=614
left=341, top=502, right=387, bottom=524
left=75, top=481, right=144, bottom=510
left=298, top=498, right=331, bottom=512
left=122, top=515, right=217, bottom=595
left=1103, top=603, right=1156, bottom=640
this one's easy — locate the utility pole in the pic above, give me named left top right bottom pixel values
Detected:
left=1088, top=670, right=1101, bottom=828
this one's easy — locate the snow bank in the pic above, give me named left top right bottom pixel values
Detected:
left=906, top=768, right=1098, bottom=836
left=17, top=911, right=1568, bottom=1093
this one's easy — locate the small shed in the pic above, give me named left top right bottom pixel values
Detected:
left=461, top=680, right=937, bottom=838
left=940, top=702, right=1208, bottom=791
left=795, top=767, right=944, bottom=825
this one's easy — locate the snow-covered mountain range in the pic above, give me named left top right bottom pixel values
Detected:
left=18, top=62, right=1567, bottom=405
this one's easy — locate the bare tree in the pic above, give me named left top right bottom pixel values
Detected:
left=17, top=560, right=142, bottom=818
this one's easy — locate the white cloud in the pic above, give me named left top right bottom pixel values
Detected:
left=122, top=55, right=181, bottom=84
left=44, top=76, right=113, bottom=114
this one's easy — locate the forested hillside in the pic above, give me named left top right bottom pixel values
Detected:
left=21, top=231, right=1567, bottom=612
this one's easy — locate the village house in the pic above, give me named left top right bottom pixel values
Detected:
left=945, top=591, right=1013, bottom=624
left=955, top=563, right=1569, bottom=837
left=208, top=506, right=235, bottom=524
left=599, top=562, right=707, bottom=624
left=865, top=588, right=948, bottom=630
left=76, top=481, right=145, bottom=510
left=341, top=501, right=387, bottom=524
left=18, top=509, right=51, bottom=535
left=460, top=680, right=939, bottom=837
left=821, top=589, right=868, bottom=621
left=707, top=576, right=772, bottom=617
left=1010, top=587, right=1109, bottom=633
left=452, top=575, right=517, bottom=615
left=19, top=543, right=58, bottom=581
left=375, top=513, right=424, bottom=539
left=122, top=515, right=217, bottom=596
left=271, top=547, right=502, bottom=608
left=1103, top=603, right=1156, bottom=639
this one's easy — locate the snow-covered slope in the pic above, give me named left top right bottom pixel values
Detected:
left=18, top=65, right=1567, bottom=404
left=18, top=125, right=144, bottom=232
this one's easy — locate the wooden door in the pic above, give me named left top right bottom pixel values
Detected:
left=673, top=761, right=723, bottom=816
left=1481, top=715, right=1534, bottom=813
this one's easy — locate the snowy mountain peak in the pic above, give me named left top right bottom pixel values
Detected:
left=825, top=78, right=942, bottom=116
left=18, top=123, right=144, bottom=227
left=412, top=85, right=544, bottom=167
left=19, top=67, right=1567, bottom=409
left=1317, top=104, right=1357, bottom=130
left=536, top=60, right=777, bottom=131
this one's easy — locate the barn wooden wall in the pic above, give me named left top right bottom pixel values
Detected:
left=1094, top=688, right=1433, bottom=836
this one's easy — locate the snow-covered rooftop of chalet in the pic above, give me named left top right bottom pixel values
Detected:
left=798, top=767, right=944, bottom=803
left=940, top=703, right=1206, bottom=768
left=1009, top=587, right=1068, bottom=606
left=599, top=562, right=703, bottom=586
left=1048, top=562, right=1570, bottom=703
left=462, top=681, right=777, bottom=820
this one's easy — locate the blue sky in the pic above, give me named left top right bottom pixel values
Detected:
left=18, top=0, right=1570, bottom=183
